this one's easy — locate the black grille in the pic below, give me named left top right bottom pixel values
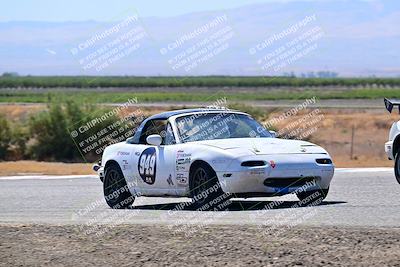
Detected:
left=241, top=160, right=266, bottom=167
left=264, top=177, right=316, bottom=188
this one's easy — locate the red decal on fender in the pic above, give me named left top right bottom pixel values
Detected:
left=270, top=160, right=276, bottom=168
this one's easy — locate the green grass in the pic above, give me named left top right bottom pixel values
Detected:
left=1, top=76, right=400, bottom=88
left=1, top=88, right=400, bottom=103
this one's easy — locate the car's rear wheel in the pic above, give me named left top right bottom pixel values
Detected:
left=296, top=188, right=329, bottom=206
left=189, top=163, right=230, bottom=211
left=103, top=163, right=135, bottom=209
left=394, top=152, right=400, bottom=184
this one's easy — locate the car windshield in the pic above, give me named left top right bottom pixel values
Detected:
left=176, top=112, right=272, bottom=143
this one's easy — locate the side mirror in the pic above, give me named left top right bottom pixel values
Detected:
left=146, top=134, right=162, bottom=146
left=269, top=130, right=277, bottom=138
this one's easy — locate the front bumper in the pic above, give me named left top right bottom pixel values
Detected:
left=217, top=154, right=334, bottom=195
left=385, top=141, right=394, bottom=160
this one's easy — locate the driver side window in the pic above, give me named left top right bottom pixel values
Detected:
left=138, top=119, right=176, bottom=145
left=164, top=123, right=176, bottom=145
left=139, top=119, right=167, bottom=144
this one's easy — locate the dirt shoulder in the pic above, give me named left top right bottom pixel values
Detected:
left=1, top=224, right=399, bottom=266
left=0, top=161, right=92, bottom=176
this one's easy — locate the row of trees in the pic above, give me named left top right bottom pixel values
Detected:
left=1, top=75, right=400, bottom=88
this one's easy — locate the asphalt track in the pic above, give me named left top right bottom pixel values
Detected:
left=1, top=168, right=399, bottom=227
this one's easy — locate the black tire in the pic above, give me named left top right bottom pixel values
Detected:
left=394, top=152, right=400, bottom=184
left=189, top=163, right=230, bottom=211
left=296, top=188, right=329, bottom=206
left=103, top=163, right=135, bottom=209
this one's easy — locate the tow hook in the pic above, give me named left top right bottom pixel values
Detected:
left=93, top=164, right=101, bottom=172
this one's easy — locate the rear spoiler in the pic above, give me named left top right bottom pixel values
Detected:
left=384, top=98, right=400, bottom=113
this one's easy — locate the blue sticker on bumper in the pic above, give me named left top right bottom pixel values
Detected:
left=274, top=187, right=289, bottom=194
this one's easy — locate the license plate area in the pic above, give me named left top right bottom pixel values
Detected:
left=264, top=176, right=318, bottom=188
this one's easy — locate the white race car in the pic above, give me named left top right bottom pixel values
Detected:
left=94, top=108, right=335, bottom=210
left=384, top=98, right=400, bottom=184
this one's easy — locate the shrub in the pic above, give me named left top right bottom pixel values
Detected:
left=29, top=103, right=75, bottom=160
left=28, top=100, right=120, bottom=162
left=10, top=124, right=28, bottom=160
left=0, top=115, right=11, bottom=160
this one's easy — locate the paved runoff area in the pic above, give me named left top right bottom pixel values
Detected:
left=1, top=168, right=399, bottom=266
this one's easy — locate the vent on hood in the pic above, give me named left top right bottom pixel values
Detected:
left=241, top=160, right=266, bottom=167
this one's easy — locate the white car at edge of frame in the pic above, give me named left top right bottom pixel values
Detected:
left=384, top=98, right=400, bottom=184
left=93, top=108, right=335, bottom=210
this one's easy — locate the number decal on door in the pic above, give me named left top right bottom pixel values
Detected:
left=138, top=147, right=157, bottom=184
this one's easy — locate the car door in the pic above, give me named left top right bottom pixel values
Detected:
left=157, top=122, right=180, bottom=195
left=132, top=119, right=178, bottom=196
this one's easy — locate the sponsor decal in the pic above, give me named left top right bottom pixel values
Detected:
left=250, top=169, right=265, bottom=175
left=176, top=173, right=188, bottom=185
left=138, top=147, right=157, bottom=185
left=117, top=151, right=130, bottom=156
left=177, top=157, right=191, bottom=165
left=167, top=174, right=174, bottom=186
left=134, top=151, right=140, bottom=156
left=176, top=165, right=186, bottom=171
left=122, top=159, right=131, bottom=170
left=270, top=160, right=276, bottom=169
left=176, top=150, right=191, bottom=171
left=176, top=151, right=192, bottom=158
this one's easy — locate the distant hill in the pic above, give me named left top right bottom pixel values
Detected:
left=0, top=0, right=399, bottom=76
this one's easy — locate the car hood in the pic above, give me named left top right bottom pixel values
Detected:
left=196, top=138, right=327, bottom=155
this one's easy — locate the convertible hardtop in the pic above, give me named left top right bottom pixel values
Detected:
left=146, top=107, right=244, bottom=120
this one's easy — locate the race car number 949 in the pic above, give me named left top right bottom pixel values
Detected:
left=138, top=147, right=157, bottom=184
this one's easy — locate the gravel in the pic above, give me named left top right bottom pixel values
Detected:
left=1, top=224, right=400, bottom=266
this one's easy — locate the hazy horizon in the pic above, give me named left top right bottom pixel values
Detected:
left=1, top=0, right=399, bottom=77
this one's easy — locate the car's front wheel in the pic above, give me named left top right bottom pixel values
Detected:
left=189, top=163, right=230, bottom=211
left=296, top=188, right=329, bottom=206
left=103, top=163, right=135, bottom=209
left=394, top=153, right=400, bottom=184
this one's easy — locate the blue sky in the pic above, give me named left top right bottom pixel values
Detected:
left=0, top=0, right=285, bottom=21
left=1, top=0, right=392, bottom=22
